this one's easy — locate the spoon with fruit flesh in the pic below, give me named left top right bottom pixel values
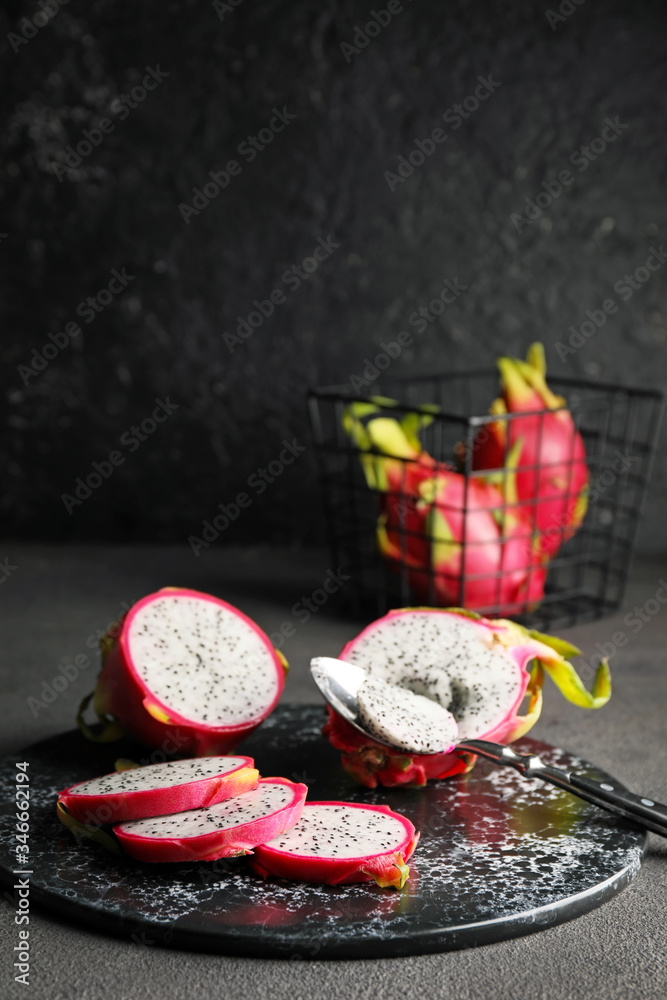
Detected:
left=310, top=656, right=667, bottom=838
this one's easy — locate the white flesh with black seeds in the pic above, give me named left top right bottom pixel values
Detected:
left=128, top=595, right=279, bottom=726
left=357, top=676, right=458, bottom=753
left=66, top=757, right=249, bottom=796
left=116, top=782, right=292, bottom=839
left=264, top=804, right=408, bottom=858
left=345, top=613, right=522, bottom=739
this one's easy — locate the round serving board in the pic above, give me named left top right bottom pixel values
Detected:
left=0, top=705, right=645, bottom=959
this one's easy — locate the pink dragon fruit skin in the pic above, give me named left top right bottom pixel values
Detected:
left=379, top=467, right=547, bottom=616
left=323, top=607, right=610, bottom=789
left=472, top=343, right=590, bottom=559
left=114, top=777, right=307, bottom=863
left=249, top=801, right=419, bottom=888
left=88, top=588, right=288, bottom=757
left=58, top=756, right=260, bottom=826
left=323, top=704, right=473, bottom=788
left=379, top=454, right=442, bottom=569
left=344, top=401, right=546, bottom=615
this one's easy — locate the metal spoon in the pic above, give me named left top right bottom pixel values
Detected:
left=310, top=656, right=667, bottom=838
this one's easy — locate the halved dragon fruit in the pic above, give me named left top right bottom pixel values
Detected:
left=81, top=588, right=288, bottom=756
left=58, top=756, right=259, bottom=826
left=114, top=778, right=307, bottom=862
left=249, top=802, right=419, bottom=888
left=323, top=607, right=610, bottom=788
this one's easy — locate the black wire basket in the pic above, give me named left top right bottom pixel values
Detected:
left=308, top=370, right=664, bottom=630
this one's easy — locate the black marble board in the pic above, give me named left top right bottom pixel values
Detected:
left=0, top=705, right=646, bottom=959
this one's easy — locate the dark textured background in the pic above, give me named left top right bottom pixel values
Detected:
left=1, top=0, right=666, bottom=549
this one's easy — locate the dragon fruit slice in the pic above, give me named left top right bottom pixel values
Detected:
left=249, top=802, right=419, bottom=888
left=114, top=777, right=307, bottom=862
left=357, top=675, right=458, bottom=754
left=83, top=588, right=288, bottom=756
left=58, top=756, right=259, bottom=826
left=471, top=342, right=590, bottom=558
left=323, top=607, right=610, bottom=788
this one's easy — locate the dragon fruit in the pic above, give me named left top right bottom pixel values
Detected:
left=80, top=588, right=288, bottom=756
left=114, top=777, right=307, bottom=862
left=344, top=402, right=546, bottom=614
left=471, top=342, right=590, bottom=558
left=378, top=461, right=547, bottom=615
left=249, top=802, right=419, bottom=888
left=342, top=397, right=441, bottom=496
left=323, top=607, right=610, bottom=788
left=356, top=675, right=458, bottom=754
left=57, top=756, right=259, bottom=826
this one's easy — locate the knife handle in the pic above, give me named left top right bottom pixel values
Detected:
left=457, top=739, right=667, bottom=838
left=566, top=773, right=667, bottom=838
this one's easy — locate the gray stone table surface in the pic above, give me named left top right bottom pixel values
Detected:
left=0, top=544, right=666, bottom=1000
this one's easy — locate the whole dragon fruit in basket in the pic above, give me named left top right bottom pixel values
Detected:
left=78, top=588, right=288, bottom=756
left=379, top=459, right=548, bottom=615
left=249, top=801, right=419, bottom=888
left=344, top=402, right=546, bottom=615
left=114, top=777, right=307, bottom=862
left=322, top=607, right=610, bottom=789
left=342, top=397, right=442, bottom=497
left=471, top=342, right=590, bottom=559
